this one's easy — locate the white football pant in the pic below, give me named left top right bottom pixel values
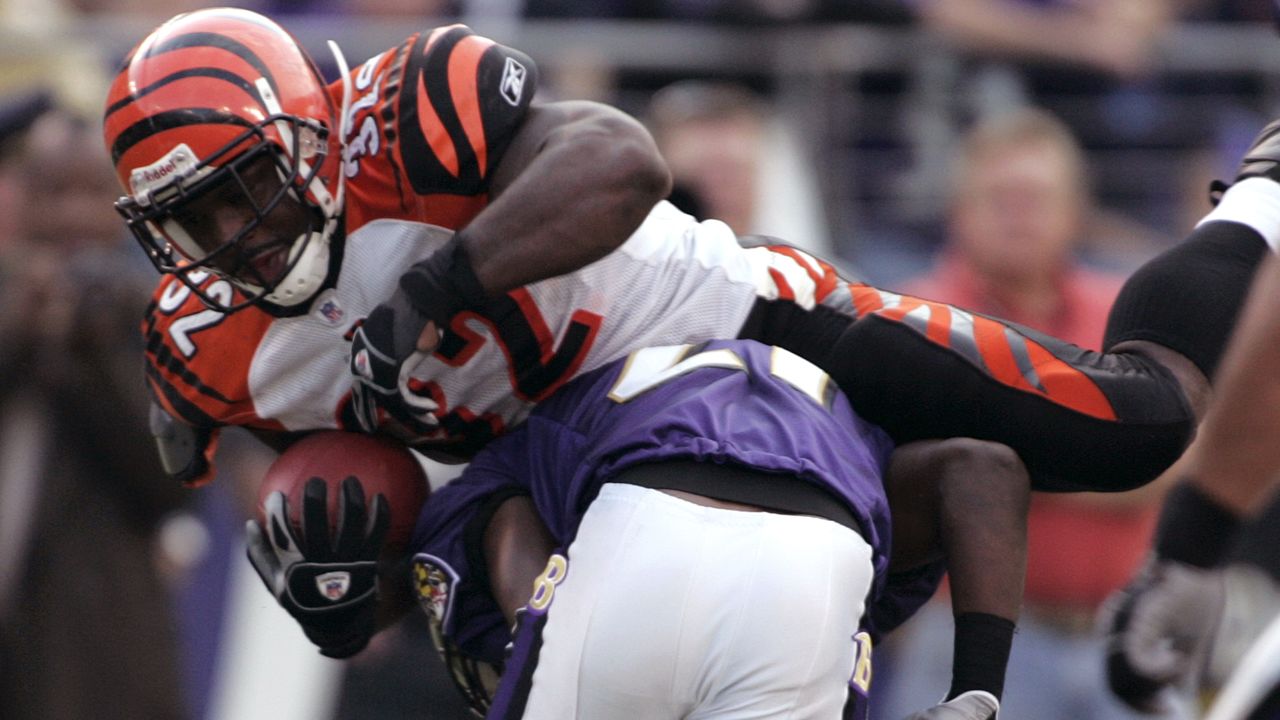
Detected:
left=521, top=482, right=874, bottom=719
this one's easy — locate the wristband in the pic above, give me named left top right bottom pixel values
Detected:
left=1228, top=489, right=1280, bottom=582
left=398, top=233, right=490, bottom=326
left=1155, top=482, right=1242, bottom=568
left=948, top=612, right=1015, bottom=701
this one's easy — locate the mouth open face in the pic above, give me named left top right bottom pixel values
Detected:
left=249, top=243, right=291, bottom=281
left=230, top=236, right=296, bottom=288
left=157, top=146, right=318, bottom=290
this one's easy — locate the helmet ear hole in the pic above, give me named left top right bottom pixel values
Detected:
left=298, top=125, right=325, bottom=161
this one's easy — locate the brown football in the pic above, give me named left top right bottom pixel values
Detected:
left=257, top=431, right=429, bottom=550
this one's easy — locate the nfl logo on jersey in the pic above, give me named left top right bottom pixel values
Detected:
left=316, top=571, right=352, bottom=601
left=317, top=298, right=344, bottom=324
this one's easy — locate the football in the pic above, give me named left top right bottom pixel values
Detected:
left=257, top=431, right=430, bottom=550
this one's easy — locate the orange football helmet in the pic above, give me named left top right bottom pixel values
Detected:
left=104, top=8, right=347, bottom=312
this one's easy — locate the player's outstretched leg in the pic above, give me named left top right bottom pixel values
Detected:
left=749, top=116, right=1278, bottom=492
left=1108, top=118, right=1280, bottom=381
left=741, top=256, right=1200, bottom=493
left=813, top=119, right=1279, bottom=492
left=822, top=290, right=1197, bottom=492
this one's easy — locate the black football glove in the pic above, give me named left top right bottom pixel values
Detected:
left=349, top=292, right=440, bottom=434
left=348, top=235, right=486, bottom=434
left=246, top=476, right=391, bottom=659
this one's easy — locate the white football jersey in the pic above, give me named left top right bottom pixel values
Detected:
left=142, top=201, right=832, bottom=459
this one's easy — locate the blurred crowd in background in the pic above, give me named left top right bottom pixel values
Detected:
left=0, top=1, right=1277, bottom=719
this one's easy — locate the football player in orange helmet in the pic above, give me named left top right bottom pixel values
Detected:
left=104, top=7, right=669, bottom=315
left=105, top=9, right=1268, bottom=498
left=105, top=9, right=346, bottom=312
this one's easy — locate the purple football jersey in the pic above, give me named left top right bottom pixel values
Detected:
left=410, top=339, right=901, bottom=665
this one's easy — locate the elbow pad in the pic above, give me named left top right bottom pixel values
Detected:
left=149, top=402, right=217, bottom=486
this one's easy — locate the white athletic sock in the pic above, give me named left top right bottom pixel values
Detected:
left=1198, top=177, right=1280, bottom=253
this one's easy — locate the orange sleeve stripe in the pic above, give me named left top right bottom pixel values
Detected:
left=812, top=261, right=841, bottom=301
left=923, top=303, right=952, bottom=347
left=449, top=34, right=495, bottom=177
left=971, top=317, right=1037, bottom=393
left=857, top=292, right=1119, bottom=420
left=767, top=246, right=840, bottom=300
left=871, top=298, right=951, bottom=348
left=1025, top=343, right=1117, bottom=420
left=417, top=71, right=458, bottom=177
left=767, top=267, right=796, bottom=302
left=848, top=283, right=886, bottom=316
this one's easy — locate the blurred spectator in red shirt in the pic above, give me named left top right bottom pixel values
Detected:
left=875, top=106, right=1182, bottom=720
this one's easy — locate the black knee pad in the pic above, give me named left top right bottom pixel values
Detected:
left=1104, top=220, right=1268, bottom=379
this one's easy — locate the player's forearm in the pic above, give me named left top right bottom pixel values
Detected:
left=934, top=441, right=1028, bottom=622
left=1187, top=254, right=1280, bottom=515
left=462, top=103, right=670, bottom=295
left=483, top=494, right=557, bottom=625
left=886, top=438, right=1026, bottom=701
left=933, top=440, right=1027, bottom=701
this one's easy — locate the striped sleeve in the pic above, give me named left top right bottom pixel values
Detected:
left=396, top=25, right=537, bottom=196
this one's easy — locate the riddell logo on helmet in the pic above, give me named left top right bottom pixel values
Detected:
left=129, top=143, right=202, bottom=196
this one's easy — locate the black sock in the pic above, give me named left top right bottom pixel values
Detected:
left=1104, top=220, right=1267, bottom=379
left=1155, top=482, right=1243, bottom=568
left=947, top=612, right=1016, bottom=701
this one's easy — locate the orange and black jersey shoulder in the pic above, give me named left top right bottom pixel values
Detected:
left=338, top=25, right=537, bottom=233
left=140, top=272, right=281, bottom=433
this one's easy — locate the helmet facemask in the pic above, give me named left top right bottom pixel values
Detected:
left=116, top=113, right=337, bottom=313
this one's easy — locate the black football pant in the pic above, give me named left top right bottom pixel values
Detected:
left=739, top=222, right=1267, bottom=493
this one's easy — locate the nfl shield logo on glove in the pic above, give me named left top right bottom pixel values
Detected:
left=316, top=571, right=352, bottom=601
left=353, top=348, right=374, bottom=380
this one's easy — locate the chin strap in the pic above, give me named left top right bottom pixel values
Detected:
left=255, top=41, right=353, bottom=308
left=328, top=38, right=351, bottom=216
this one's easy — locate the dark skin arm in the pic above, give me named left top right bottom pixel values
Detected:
left=410, top=100, right=672, bottom=353
left=483, top=495, right=559, bottom=625
left=885, top=438, right=1028, bottom=704
left=886, top=438, right=1029, bottom=624
left=460, top=100, right=671, bottom=297
left=371, top=493, right=555, bottom=632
